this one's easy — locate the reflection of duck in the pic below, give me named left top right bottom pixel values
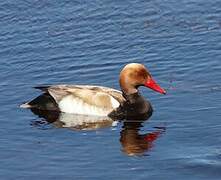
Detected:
left=30, top=108, right=164, bottom=155
left=21, top=63, right=166, bottom=120
left=120, top=118, right=165, bottom=156
left=30, top=108, right=115, bottom=130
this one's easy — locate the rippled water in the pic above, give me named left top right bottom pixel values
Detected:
left=1, top=0, right=221, bottom=179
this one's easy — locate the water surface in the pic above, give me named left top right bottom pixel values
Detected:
left=1, top=0, right=221, bottom=179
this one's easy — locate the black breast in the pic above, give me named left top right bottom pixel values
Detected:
left=108, top=92, right=153, bottom=120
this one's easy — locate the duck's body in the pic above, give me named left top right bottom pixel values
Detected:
left=21, top=63, right=166, bottom=119
left=21, top=84, right=152, bottom=119
left=22, top=85, right=124, bottom=116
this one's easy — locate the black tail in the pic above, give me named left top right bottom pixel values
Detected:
left=34, top=86, right=50, bottom=92
left=21, top=93, right=59, bottom=111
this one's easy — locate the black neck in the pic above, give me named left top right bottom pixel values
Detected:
left=123, top=92, right=141, bottom=104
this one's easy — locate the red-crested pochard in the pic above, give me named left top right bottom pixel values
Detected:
left=21, top=63, right=166, bottom=119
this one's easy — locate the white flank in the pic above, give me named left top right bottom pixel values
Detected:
left=58, top=95, right=118, bottom=116
left=110, top=96, right=120, bottom=108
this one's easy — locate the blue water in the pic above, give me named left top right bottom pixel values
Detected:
left=1, top=0, right=221, bottom=179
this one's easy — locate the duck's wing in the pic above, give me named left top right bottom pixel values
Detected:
left=69, top=85, right=126, bottom=104
left=34, top=85, right=125, bottom=115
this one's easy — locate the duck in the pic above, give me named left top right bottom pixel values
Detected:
left=20, top=63, right=166, bottom=120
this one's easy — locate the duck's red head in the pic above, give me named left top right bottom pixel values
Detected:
left=119, top=63, right=166, bottom=95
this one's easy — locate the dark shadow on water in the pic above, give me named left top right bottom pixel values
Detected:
left=29, top=108, right=165, bottom=156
